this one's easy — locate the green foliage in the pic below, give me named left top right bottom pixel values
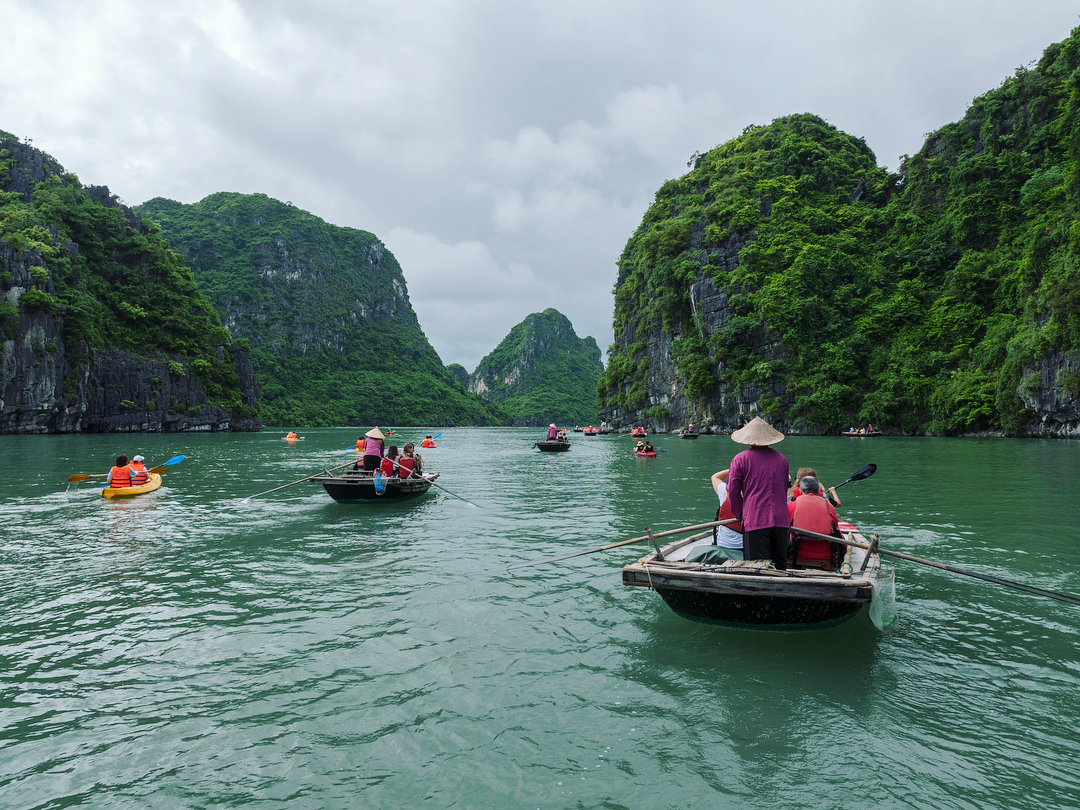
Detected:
left=0, top=135, right=251, bottom=420
left=136, top=192, right=507, bottom=426
left=601, top=26, right=1080, bottom=434
left=0, top=301, right=18, bottom=339
left=470, top=308, right=601, bottom=425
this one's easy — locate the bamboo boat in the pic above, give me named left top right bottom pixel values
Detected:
left=102, top=473, right=162, bottom=498
left=842, top=430, right=882, bottom=436
left=308, top=470, right=440, bottom=502
left=582, top=427, right=598, bottom=435
left=535, top=439, right=571, bottom=452
left=677, top=431, right=699, bottom=440
left=622, top=521, right=882, bottom=629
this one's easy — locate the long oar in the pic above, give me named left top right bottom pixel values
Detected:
left=796, top=526, right=1080, bottom=608
left=508, top=519, right=738, bottom=571
left=67, top=455, right=186, bottom=482
left=244, top=460, right=358, bottom=501
left=386, top=456, right=480, bottom=508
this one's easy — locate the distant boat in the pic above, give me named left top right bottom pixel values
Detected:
left=582, top=427, right=598, bottom=436
left=633, top=450, right=657, bottom=458
left=309, top=470, right=439, bottom=502
left=677, top=431, right=699, bottom=440
left=842, top=430, right=882, bottom=437
left=534, top=439, right=571, bottom=452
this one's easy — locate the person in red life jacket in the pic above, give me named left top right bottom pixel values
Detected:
left=727, top=416, right=790, bottom=569
left=128, top=454, right=150, bottom=486
left=397, top=443, right=422, bottom=477
left=107, top=455, right=133, bottom=488
left=788, top=476, right=842, bottom=568
left=379, top=446, right=399, bottom=477
left=788, top=466, right=841, bottom=507
left=707, top=468, right=745, bottom=560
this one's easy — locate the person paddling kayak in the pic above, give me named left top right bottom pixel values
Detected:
left=107, top=455, right=132, bottom=488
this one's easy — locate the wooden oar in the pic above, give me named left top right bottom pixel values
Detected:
left=243, top=460, right=358, bottom=501
left=385, top=456, right=481, bottom=508
left=795, top=526, right=1080, bottom=608
left=507, top=519, right=738, bottom=571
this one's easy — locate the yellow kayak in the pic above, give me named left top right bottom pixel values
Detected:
left=102, top=473, right=162, bottom=498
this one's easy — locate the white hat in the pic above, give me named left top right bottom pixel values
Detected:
left=365, top=427, right=386, bottom=440
left=730, top=416, right=785, bottom=446
left=549, top=423, right=557, bottom=428
left=133, top=455, right=145, bottom=462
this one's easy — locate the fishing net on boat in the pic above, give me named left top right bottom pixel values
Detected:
left=869, top=567, right=897, bottom=630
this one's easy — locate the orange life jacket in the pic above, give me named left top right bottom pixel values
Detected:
left=110, top=465, right=132, bottom=488
left=791, top=494, right=837, bottom=560
left=129, top=461, right=149, bottom=486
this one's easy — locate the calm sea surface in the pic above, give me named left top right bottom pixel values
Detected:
left=1, top=429, right=1078, bottom=809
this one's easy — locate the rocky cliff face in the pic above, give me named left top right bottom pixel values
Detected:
left=469, top=308, right=601, bottom=426
left=0, top=133, right=260, bottom=433
left=600, top=30, right=1080, bottom=438
left=135, top=193, right=505, bottom=427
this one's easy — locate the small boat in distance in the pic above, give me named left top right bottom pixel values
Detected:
left=309, top=470, right=439, bottom=502
left=102, top=473, right=163, bottom=498
left=842, top=430, right=882, bottom=436
left=630, top=427, right=647, bottom=437
left=582, top=427, right=598, bottom=436
left=572, top=426, right=584, bottom=432
left=535, top=439, right=571, bottom=452
left=677, top=431, right=699, bottom=439
left=633, top=450, right=657, bottom=458
left=622, top=521, right=883, bottom=630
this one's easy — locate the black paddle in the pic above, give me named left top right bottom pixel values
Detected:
left=832, top=463, right=876, bottom=489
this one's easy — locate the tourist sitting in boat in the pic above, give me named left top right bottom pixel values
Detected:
left=684, top=468, right=744, bottom=563
left=788, top=476, right=842, bottom=568
left=287, top=431, right=298, bottom=440
left=128, top=454, right=150, bottom=486
left=358, top=427, right=386, bottom=471
left=547, top=423, right=559, bottom=440
left=398, top=443, right=422, bottom=477
left=380, top=445, right=399, bottom=477
left=421, top=436, right=437, bottom=448
left=107, top=455, right=132, bottom=488
left=788, top=467, right=841, bottom=507
left=643, top=440, right=654, bottom=453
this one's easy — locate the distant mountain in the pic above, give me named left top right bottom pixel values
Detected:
left=0, top=131, right=258, bottom=433
left=445, top=363, right=469, bottom=388
left=135, top=193, right=506, bottom=427
left=469, top=309, right=602, bottom=426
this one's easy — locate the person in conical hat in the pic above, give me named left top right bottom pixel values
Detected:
left=548, top=423, right=558, bottom=440
left=359, top=427, right=386, bottom=472
left=726, top=416, right=790, bottom=569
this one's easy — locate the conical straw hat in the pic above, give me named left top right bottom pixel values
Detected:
left=730, top=416, right=784, bottom=446
left=365, top=427, right=386, bottom=440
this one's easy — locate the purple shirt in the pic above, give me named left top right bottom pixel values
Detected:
left=363, top=437, right=384, bottom=458
left=727, top=446, right=789, bottom=532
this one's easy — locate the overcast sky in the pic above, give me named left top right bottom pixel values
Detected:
left=2, top=1, right=1077, bottom=370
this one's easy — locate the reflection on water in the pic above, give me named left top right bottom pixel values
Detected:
left=0, top=429, right=1078, bottom=808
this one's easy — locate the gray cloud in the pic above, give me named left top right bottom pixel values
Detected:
left=2, top=0, right=1077, bottom=369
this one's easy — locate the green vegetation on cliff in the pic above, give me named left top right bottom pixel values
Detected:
left=471, top=309, right=601, bottom=426
left=136, top=193, right=506, bottom=426
left=601, top=26, right=1080, bottom=434
left=0, top=132, right=249, bottom=417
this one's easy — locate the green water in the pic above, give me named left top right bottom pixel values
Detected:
left=2, top=429, right=1078, bottom=809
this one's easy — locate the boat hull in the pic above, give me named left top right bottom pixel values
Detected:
left=310, top=472, right=438, bottom=502
left=678, top=433, right=699, bottom=439
left=634, top=451, right=657, bottom=458
left=102, top=473, right=163, bottom=498
left=623, top=527, right=879, bottom=630
left=535, top=440, right=571, bottom=452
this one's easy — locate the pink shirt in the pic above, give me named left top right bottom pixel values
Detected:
left=363, top=438, right=384, bottom=457
left=727, top=446, right=789, bottom=532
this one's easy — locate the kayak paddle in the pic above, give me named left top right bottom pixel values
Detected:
left=833, top=463, right=876, bottom=489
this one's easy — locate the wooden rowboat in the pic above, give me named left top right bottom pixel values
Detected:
left=102, top=473, right=162, bottom=498
left=535, top=440, right=571, bottom=452
left=308, top=470, right=439, bottom=502
left=842, top=430, right=882, bottom=436
left=582, top=428, right=598, bottom=435
left=622, top=521, right=882, bottom=629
